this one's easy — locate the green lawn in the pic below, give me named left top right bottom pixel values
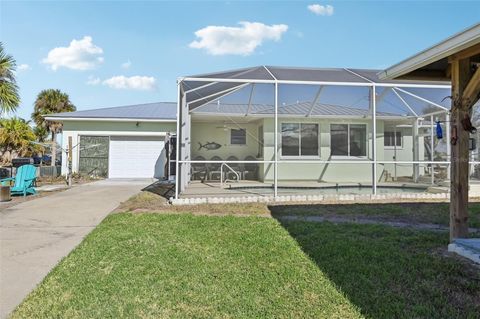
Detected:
left=270, top=202, right=480, bottom=228
left=12, top=213, right=480, bottom=318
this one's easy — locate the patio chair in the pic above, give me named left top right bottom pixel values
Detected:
left=191, top=156, right=207, bottom=181
left=208, top=156, right=223, bottom=181
left=0, top=164, right=37, bottom=197
left=225, top=156, right=242, bottom=181
left=243, top=156, right=258, bottom=180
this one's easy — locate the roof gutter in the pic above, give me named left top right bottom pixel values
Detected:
left=44, top=117, right=177, bottom=123
left=378, top=23, right=480, bottom=80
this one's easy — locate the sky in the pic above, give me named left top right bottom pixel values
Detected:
left=1, top=0, right=479, bottom=120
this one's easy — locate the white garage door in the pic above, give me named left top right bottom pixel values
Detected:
left=109, top=136, right=165, bottom=178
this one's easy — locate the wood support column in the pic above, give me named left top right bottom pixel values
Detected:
left=449, top=58, right=472, bottom=241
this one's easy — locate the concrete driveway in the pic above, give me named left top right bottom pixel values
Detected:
left=0, top=179, right=152, bottom=318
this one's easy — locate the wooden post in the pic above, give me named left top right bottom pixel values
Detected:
left=449, top=58, right=471, bottom=241
left=68, top=136, right=73, bottom=187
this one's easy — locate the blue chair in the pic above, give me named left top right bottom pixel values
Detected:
left=0, top=164, right=37, bottom=196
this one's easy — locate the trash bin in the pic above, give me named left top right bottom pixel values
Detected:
left=0, top=185, right=11, bottom=202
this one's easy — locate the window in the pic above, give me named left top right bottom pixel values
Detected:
left=281, top=123, right=319, bottom=157
left=231, top=128, right=246, bottom=145
left=330, top=124, right=367, bottom=157
left=384, top=131, right=402, bottom=148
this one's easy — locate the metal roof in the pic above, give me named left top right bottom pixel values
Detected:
left=45, top=102, right=177, bottom=121
left=379, top=23, right=480, bottom=81
left=193, top=102, right=401, bottom=118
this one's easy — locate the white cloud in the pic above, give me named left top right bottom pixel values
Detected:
left=102, top=75, right=156, bottom=90
left=121, top=60, right=131, bottom=69
left=86, top=76, right=101, bottom=85
left=17, top=64, right=31, bottom=72
left=42, top=36, right=104, bottom=71
left=307, top=4, right=334, bottom=16
left=189, top=21, right=288, bottom=56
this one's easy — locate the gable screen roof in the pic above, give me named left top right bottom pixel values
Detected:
left=45, top=102, right=177, bottom=121
left=181, top=66, right=450, bottom=111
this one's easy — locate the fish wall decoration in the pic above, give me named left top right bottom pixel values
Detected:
left=198, top=142, right=222, bottom=150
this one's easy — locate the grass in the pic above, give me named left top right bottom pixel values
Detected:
left=269, top=202, right=480, bottom=228
left=12, top=212, right=480, bottom=318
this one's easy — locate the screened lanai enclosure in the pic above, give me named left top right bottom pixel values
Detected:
left=175, top=66, right=470, bottom=199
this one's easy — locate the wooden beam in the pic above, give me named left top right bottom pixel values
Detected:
left=463, top=67, right=480, bottom=109
left=449, top=58, right=471, bottom=241
left=397, top=69, right=450, bottom=82
left=449, top=42, right=480, bottom=62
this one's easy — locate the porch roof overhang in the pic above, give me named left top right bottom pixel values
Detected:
left=180, top=66, right=451, bottom=113
left=378, top=23, right=480, bottom=82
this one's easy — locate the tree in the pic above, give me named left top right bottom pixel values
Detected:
left=0, top=117, right=42, bottom=164
left=0, top=42, right=20, bottom=115
left=32, top=89, right=76, bottom=166
left=33, top=125, right=49, bottom=143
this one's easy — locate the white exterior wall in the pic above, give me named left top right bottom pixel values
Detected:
left=60, top=120, right=176, bottom=176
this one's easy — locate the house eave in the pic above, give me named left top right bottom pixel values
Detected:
left=379, top=23, right=480, bottom=80
left=44, top=117, right=177, bottom=123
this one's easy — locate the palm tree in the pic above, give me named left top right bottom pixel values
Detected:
left=33, top=125, right=49, bottom=143
left=32, top=89, right=76, bottom=166
left=0, top=42, right=20, bottom=115
left=0, top=117, right=42, bottom=165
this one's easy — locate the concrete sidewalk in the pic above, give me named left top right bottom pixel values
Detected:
left=0, top=179, right=152, bottom=318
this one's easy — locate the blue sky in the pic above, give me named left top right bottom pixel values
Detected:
left=1, top=1, right=479, bottom=120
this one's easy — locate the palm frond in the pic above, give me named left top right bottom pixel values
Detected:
left=0, top=42, right=20, bottom=114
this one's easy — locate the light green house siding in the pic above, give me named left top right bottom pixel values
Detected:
left=191, top=122, right=262, bottom=160
left=191, top=117, right=421, bottom=183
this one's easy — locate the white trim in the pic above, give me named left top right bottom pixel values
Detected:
left=307, top=86, right=324, bottom=117
left=280, top=156, right=321, bottom=160
left=343, top=68, right=375, bottom=83
left=189, top=84, right=251, bottom=111
left=180, top=77, right=451, bottom=89
left=430, top=114, right=435, bottom=185
left=372, top=85, right=377, bottom=195
left=68, top=131, right=169, bottom=136
left=263, top=65, right=278, bottom=81
left=175, top=83, right=181, bottom=199
left=274, top=82, right=278, bottom=198
left=186, top=83, right=249, bottom=105
left=392, top=88, right=419, bottom=117
left=184, top=81, right=218, bottom=94
left=179, top=160, right=455, bottom=164
left=191, top=112, right=412, bottom=120
left=246, top=83, right=255, bottom=116
left=395, top=87, right=449, bottom=111
left=44, top=117, right=176, bottom=123
left=330, top=155, right=368, bottom=160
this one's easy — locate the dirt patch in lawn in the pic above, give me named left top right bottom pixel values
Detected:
left=114, top=192, right=480, bottom=230
left=113, top=192, right=271, bottom=216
